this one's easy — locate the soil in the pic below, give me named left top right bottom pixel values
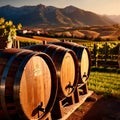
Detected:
left=67, top=93, right=120, bottom=120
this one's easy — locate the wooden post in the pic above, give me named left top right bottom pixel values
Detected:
left=12, top=39, right=16, bottom=48
left=104, top=42, right=108, bottom=68
left=118, top=43, right=120, bottom=68
left=93, top=43, right=97, bottom=67
left=17, top=40, right=20, bottom=48
left=43, top=41, right=47, bottom=44
left=62, top=39, right=66, bottom=42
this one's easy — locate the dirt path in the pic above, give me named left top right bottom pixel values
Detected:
left=67, top=93, right=120, bottom=120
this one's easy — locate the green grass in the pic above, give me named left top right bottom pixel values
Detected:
left=88, top=71, right=120, bottom=98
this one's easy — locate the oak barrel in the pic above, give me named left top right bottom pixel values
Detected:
left=26, top=44, right=79, bottom=100
left=0, top=48, right=57, bottom=120
left=50, top=42, right=91, bottom=83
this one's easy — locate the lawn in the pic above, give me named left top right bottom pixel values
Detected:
left=88, top=69, right=120, bottom=98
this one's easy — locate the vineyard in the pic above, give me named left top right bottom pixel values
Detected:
left=15, top=36, right=120, bottom=68
left=77, top=41, right=120, bottom=68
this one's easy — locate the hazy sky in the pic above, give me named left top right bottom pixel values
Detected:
left=0, top=0, right=120, bottom=15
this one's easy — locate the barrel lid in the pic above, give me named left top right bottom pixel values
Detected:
left=80, top=49, right=89, bottom=82
left=60, top=52, right=75, bottom=97
left=19, top=56, right=52, bottom=119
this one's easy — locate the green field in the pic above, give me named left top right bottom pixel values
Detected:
left=88, top=70, right=120, bottom=98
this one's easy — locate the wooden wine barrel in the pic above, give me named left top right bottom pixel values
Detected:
left=0, top=48, right=58, bottom=120
left=26, top=44, right=79, bottom=100
left=50, top=42, right=91, bottom=83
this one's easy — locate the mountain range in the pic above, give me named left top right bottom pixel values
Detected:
left=0, top=4, right=117, bottom=28
left=106, top=15, right=120, bottom=23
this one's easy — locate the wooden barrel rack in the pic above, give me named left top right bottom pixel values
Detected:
left=40, top=112, right=52, bottom=120
left=51, top=82, right=93, bottom=120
